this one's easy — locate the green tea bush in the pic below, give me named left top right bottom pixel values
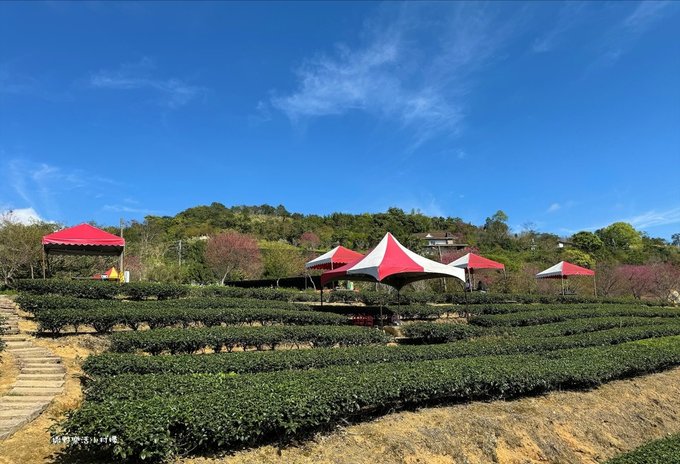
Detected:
left=61, top=336, right=680, bottom=461
left=470, top=305, right=680, bottom=327
left=109, top=325, right=391, bottom=354
left=15, top=279, right=188, bottom=300
left=605, top=434, right=680, bottom=464
left=83, top=323, right=680, bottom=377
left=34, top=306, right=347, bottom=334
left=401, top=322, right=480, bottom=343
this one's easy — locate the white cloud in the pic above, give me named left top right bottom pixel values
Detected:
left=103, top=204, right=160, bottom=215
left=623, top=1, right=674, bottom=31
left=625, top=207, right=680, bottom=229
left=3, top=158, right=122, bottom=220
left=532, top=2, right=587, bottom=53
left=90, top=58, right=207, bottom=108
left=547, top=203, right=561, bottom=213
left=1, top=207, right=46, bottom=225
left=271, top=3, right=516, bottom=148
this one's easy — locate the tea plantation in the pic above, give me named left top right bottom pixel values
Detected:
left=15, top=281, right=680, bottom=462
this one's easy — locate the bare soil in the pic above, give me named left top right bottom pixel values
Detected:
left=0, top=350, right=18, bottom=396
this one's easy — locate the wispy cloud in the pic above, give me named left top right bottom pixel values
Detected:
left=2, top=158, right=120, bottom=220
left=271, top=3, right=518, bottom=148
left=625, top=207, right=680, bottom=229
left=103, top=204, right=160, bottom=215
left=590, top=1, right=677, bottom=69
left=547, top=203, right=561, bottom=213
left=623, top=1, right=674, bottom=32
left=532, top=2, right=587, bottom=53
left=90, top=57, right=207, bottom=108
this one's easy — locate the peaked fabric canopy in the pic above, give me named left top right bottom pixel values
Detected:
left=536, top=261, right=595, bottom=279
left=448, top=253, right=505, bottom=270
left=43, top=224, right=125, bottom=256
left=305, top=246, right=364, bottom=270
left=321, top=233, right=465, bottom=290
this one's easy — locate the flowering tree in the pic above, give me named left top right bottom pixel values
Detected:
left=205, top=232, right=262, bottom=284
left=298, top=231, right=321, bottom=250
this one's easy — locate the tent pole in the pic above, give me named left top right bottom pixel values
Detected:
left=320, top=286, right=323, bottom=307
left=593, top=274, right=597, bottom=298
left=561, top=276, right=565, bottom=295
left=41, top=248, right=47, bottom=280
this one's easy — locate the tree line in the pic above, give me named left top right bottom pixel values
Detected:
left=1, top=204, right=679, bottom=300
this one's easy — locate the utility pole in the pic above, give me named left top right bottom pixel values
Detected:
left=119, top=218, right=125, bottom=278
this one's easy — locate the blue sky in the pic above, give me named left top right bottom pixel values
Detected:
left=1, top=1, right=679, bottom=238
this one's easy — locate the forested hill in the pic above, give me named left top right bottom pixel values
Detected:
left=125, top=202, right=478, bottom=250
left=2, top=202, right=679, bottom=296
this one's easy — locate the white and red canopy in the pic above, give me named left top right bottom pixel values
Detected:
left=448, top=253, right=505, bottom=271
left=305, top=246, right=364, bottom=270
left=536, top=261, right=595, bottom=279
left=321, top=233, right=465, bottom=290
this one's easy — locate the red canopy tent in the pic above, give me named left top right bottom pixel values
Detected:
left=448, top=252, right=505, bottom=290
left=536, top=261, right=596, bottom=296
left=42, top=224, right=125, bottom=278
left=321, top=233, right=465, bottom=289
left=305, top=246, right=364, bottom=270
left=320, top=233, right=465, bottom=320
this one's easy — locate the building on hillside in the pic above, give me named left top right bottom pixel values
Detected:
left=557, top=239, right=574, bottom=249
left=412, top=231, right=468, bottom=255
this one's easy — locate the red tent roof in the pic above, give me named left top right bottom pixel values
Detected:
left=536, top=261, right=594, bottom=279
left=320, top=233, right=465, bottom=290
left=43, top=224, right=125, bottom=247
left=305, top=246, right=364, bottom=270
left=448, top=252, right=505, bottom=270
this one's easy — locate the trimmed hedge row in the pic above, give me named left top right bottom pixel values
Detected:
left=16, top=294, right=311, bottom=315
left=400, top=322, right=480, bottom=343
left=470, top=305, right=680, bottom=327
left=304, top=303, right=454, bottom=319
left=34, top=307, right=347, bottom=334
left=60, top=336, right=680, bottom=461
left=500, top=316, right=680, bottom=338
left=109, top=325, right=391, bottom=354
left=83, top=323, right=680, bottom=377
left=15, top=280, right=188, bottom=300
left=605, top=434, right=680, bottom=464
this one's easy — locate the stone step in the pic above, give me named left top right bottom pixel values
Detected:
left=18, top=374, right=65, bottom=381
left=8, top=349, right=51, bottom=355
left=10, top=387, right=62, bottom=396
left=0, top=418, right=22, bottom=429
left=2, top=395, right=54, bottom=403
left=18, top=358, right=62, bottom=364
left=21, top=367, right=66, bottom=374
left=13, top=350, right=55, bottom=357
left=0, top=407, right=43, bottom=419
left=0, top=401, right=46, bottom=410
left=6, top=342, right=33, bottom=349
left=15, top=380, right=65, bottom=388
left=0, top=334, right=28, bottom=341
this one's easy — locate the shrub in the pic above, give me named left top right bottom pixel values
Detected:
left=34, top=306, right=347, bottom=334
left=401, top=322, right=480, bottom=343
left=60, top=336, right=680, bottom=461
left=605, top=433, right=680, bottom=464
left=83, top=322, right=680, bottom=378
left=109, top=325, right=391, bottom=355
